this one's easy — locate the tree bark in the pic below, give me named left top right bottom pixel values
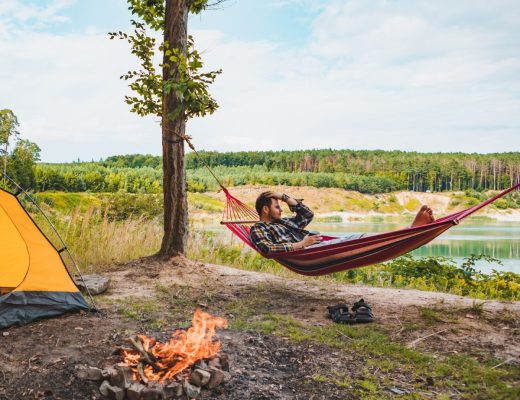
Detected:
left=159, top=0, right=189, bottom=258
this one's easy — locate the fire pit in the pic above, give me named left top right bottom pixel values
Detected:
left=75, top=309, right=230, bottom=399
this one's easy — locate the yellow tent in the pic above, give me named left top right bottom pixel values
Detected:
left=0, top=188, right=88, bottom=329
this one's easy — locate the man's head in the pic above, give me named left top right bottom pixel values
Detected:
left=255, top=192, right=282, bottom=222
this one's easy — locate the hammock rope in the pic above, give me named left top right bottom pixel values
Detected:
left=167, top=128, right=520, bottom=275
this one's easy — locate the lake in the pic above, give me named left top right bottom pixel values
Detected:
left=309, top=216, right=520, bottom=274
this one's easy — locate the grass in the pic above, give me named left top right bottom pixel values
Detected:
left=188, top=192, right=225, bottom=213
left=35, top=192, right=103, bottom=213
left=105, top=296, right=167, bottom=330
left=32, top=202, right=519, bottom=300
left=128, top=283, right=519, bottom=400
left=236, top=313, right=519, bottom=399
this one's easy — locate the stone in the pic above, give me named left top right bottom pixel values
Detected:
left=218, top=354, right=230, bottom=372
left=126, top=382, right=145, bottom=400
left=207, top=357, right=221, bottom=369
left=141, top=387, right=162, bottom=400
left=194, top=360, right=208, bottom=370
left=75, top=365, right=104, bottom=381
left=99, top=380, right=111, bottom=396
left=163, top=382, right=183, bottom=399
left=110, top=365, right=134, bottom=389
left=390, top=387, right=407, bottom=395
left=2, top=332, right=9, bottom=337
left=74, top=274, right=110, bottom=295
left=183, top=381, right=201, bottom=399
left=107, top=384, right=125, bottom=400
left=102, top=368, right=118, bottom=379
left=206, top=368, right=225, bottom=389
left=189, top=369, right=211, bottom=387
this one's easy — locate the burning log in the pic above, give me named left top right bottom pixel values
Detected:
left=128, top=336, right=160, bottom=372
left=136, top=363, right=148, bottom=384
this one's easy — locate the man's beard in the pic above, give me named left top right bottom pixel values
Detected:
left=269, top=212, right=281, bottom=222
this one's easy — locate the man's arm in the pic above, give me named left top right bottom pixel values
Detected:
left=271, top=192, right=314, bottom=229
left=250, top=224, right=293, bottom=254
left=250, top=224, right=321, bottom=253
left=287, top=200, right=314, bottom=229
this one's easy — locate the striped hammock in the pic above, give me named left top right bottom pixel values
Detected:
left=220, top=183, right=520, bottom=276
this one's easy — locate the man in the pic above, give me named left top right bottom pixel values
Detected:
left=250, top=191, right=435, bottom=254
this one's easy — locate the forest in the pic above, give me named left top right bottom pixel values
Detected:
left=32, top=150, right=520, bottom=195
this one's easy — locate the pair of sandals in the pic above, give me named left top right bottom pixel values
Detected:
left=327, top=299, right=374, bottom=324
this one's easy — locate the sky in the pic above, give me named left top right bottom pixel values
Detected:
left=0, top=0, right=519, bottom=162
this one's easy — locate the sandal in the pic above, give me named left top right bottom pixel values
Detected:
left=351, top=298, right=374, bottom=323
left=327, top=303, right=349, bottom=323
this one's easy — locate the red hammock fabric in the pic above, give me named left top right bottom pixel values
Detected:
left=221, top=184, right=520, bottom=276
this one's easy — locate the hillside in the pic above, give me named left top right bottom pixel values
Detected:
left=204, top=186, right=520, bottom=221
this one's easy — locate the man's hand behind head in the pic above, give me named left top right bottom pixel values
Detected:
left=264, top=191, right=283, bottom=200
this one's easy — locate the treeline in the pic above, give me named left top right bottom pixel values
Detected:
left=30, top=149, right=520, bottom=195
left=186, top=150, right=520, bottom=193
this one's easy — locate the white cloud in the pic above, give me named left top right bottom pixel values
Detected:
left=1, top=0, right=519, bottom=161
left=1, top=29, right=162, bottom=161
left=0, top=0, right=74, bottom=29
left=188, top=0, right=520, bottom=154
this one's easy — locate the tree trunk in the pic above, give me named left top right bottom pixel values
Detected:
left=159, top=0, right=189, bottom=258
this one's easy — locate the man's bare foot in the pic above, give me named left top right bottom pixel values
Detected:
left=411, top=205, right=435, bottom=227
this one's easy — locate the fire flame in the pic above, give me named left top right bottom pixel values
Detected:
left=122, top=309, right=228, bottom=382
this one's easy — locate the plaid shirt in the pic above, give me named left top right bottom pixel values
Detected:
left=250, top=201, right=314, bottom=254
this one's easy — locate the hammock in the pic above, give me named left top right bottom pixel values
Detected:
left=220, top=183, right=520, bottom=276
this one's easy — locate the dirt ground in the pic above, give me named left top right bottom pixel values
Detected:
left=1, top=257, right=519, bottom=400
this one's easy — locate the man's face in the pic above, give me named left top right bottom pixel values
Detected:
left=265, top=198, right=282, bottom=221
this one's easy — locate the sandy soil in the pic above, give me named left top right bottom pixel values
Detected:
left=203, top=186, right=520, bottom=220
left=1, top=257, right=519, bottom=399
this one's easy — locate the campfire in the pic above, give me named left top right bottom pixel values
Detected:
left=75, top=309, right=230, bottom=399
left=122, top=308, right=227, bottom=382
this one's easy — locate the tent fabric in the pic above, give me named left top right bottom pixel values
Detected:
left=0, top=188, right=89, bottom=329
left=0, top=291, right=88, bottom=329
left=221, top=183, right=520, bottom=276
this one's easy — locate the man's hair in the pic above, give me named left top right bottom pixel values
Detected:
left=255, top=192, right=273, bottom=216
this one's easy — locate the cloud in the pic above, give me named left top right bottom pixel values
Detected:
left=0, top=0, right=74, bottom=30
left=1, top=0, right=519, bottom=162
left=189, top=0, right=520, bottom=154
left=1, top=28, right=162, bottom=161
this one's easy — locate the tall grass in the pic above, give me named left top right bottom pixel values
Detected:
left=33, top=206, right=162, bottom=273
left=27, top=201, right=520, bottom=300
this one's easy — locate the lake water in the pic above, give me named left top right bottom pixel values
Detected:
left=309, top=216, right=520, bottom=274
left=203, top=216, right=520, bottom=274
